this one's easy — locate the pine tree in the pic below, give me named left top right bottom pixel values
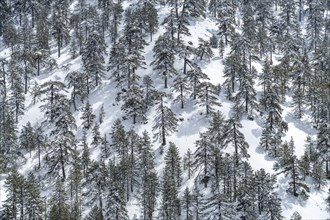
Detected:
left=193, top=132, right=216, bottom=188
left=81, top=100, right=96, bottom=130
left=82, top=30, right=107, bottom=90
left=3, top=168, right=24, bottom=220
left=91, top=123, right=102, bottom=148
left=25, top=172, right=44, bottom=220
left=109, top=119, right=128, bottom=159
left=39, top=80, right=67, bottom=122
left=80, top=131, right=90, bottom=178
left=83, top=161, right=107, bottom=218
left=274, top=138, right=310, bottom=199
left=121, top=83, right=147, bottom=124
left=108, top=42, right=126, bottom=84
left=69, top=149, right=82, bottom=220
left=216, top=0, right=236, bottom=46
left=181, top=187, right=193, bottom=220
left=223, top=118, right=250, bottom=166
left=172, top=75, right=191, bottom=109
left=105, top=162, right=129, bottom=220
left=186, top=63, right=209, bottom=100
left=164, top=142, right=182, bottom=187
left=138, top=131, right=158, bottom=220
left=19, top=121, right=36, bottom=158
left=49, top=178, right=71, bottom=220
left=316, top=122, right=330, bottom=178
left=197, top=82, right=221, bottom=116
left=152, top=95, right=178, bottom=146
left=290, top=211, right=302, bottom=220
left=151, top=34, right=177, bottom=88
left=52, top=0, right=70, bottom=58
left=142, top=75, right=157, bottom=107
left=183, top=0, right=206, bottom=18
left=65, top=70, right=87, bottom=111
left=237, top=162, right=257, bottom=219
left=196, top=38, right=214, bottom=61
left=8, top=62, right=25, bottom=123
left=142, top=2, right=159, bottom=42
left=183, top=148, right=193, bottom=179
left=99, top=103, right=105, bottom=124
left=254, top=168, right=277, bottom=216
left=160, top=172, right=180, bottom=219
left=110, top=2, right=123, bottom=43
left=46, top=94, right=77, bottom=181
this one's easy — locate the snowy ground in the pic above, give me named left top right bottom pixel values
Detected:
left=0, top=1, right=329, bottom=219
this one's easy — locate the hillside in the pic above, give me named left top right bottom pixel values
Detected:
left=0, top=0, right=329, bottom=219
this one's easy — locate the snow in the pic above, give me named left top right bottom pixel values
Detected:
left=0, top=1, right=329, bottom=219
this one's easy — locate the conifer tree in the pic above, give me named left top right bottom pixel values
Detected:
left=152, top=95, right=178, bottom=146
left=49, top=179, right=71, bottom=220
left=19, top=121, right=36, bottom=158
left=3, top=168, right=24, bottom=220
left=82, top=30, right=107, bottom=91
left=52, top=0, right=70, bottom=58
left=193, top=132, right=216, bottom=188
left=80, top=131, right=90, bottom=178
left=91, top=123, right=102, bottom=148
left=187, top=63, right=209, bottom=100
left=81, top=100, right=96, bottom=130
left=99, top=103, right=105, bottom=124
left=172, top=75, right=191, bottom=109
left=183, top=148, right=193, bottom=179
left=121, top=83, right=146, bottom=124
left=196, top=38, right=214, bottom=61
left=151, top=34, right=177, bottom=88
left=274, top=138, right=310, bottom=199
left=197, top=82, right=221, bottom=116
left=138, top=131, right=158, bottom=220
left=105, top=161, right=129, bottom=220
left=181, top=187, right=193, bottom=220
left=25, top=172, right=44, bottom=220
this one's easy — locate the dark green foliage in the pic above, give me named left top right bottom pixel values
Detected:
left=151, top=34, right=177, bottom=89
left=193, top=132, right=216, bottom=188
left=121, top=83, right=146, bottom=124
left=3, top=168, right=25, bottom=220
left=82, top=30, right=107, bottom=90
left=197, top=82, right=221, bottom=116
left=81, top=100, right=96, bottom=130
left=49, top=179, right=71, bottom=220
left=186, top=63, right=209, bottom=100
left=152, top=95, right=178, bottom=146
left=137, top=132, right=157, bottom=208
left=196, top=37, right=214, bottom=61
left=274, top=138, right=310, bottom=199
left=290, top=211, right=302, bottom=220
left=25, top=172, right=44, bottom=220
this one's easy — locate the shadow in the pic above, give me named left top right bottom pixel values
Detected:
left=285, top=112, right=317, bottom=135
left=176, top=112, right=208, bottom=137
left=252, top=128, right=262, bottom=139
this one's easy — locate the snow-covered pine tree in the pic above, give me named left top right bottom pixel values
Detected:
left=82, top=30, right=107, bottom=91
left=152, top=95, right=178, bottom=146
left=19, top=121, right=36, bottom=158
left=197, top=82, right=221, bottom=116
left=80, top=100, right=96, bottom=130
left=151, top=33, right=177, bottom=89
left=274, top=138, right=310, bottom=199
left=137, top=131, right=158, bottom=220
left=172, top=74, right=191, bottom=109
left=196, top=37, right=214, bottom=61
left=186, top=63, right=209, bottom=100
left=193, top=132, right=216, bottom=188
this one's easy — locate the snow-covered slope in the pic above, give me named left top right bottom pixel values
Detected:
left=0, top=1, right=329, bottom=219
